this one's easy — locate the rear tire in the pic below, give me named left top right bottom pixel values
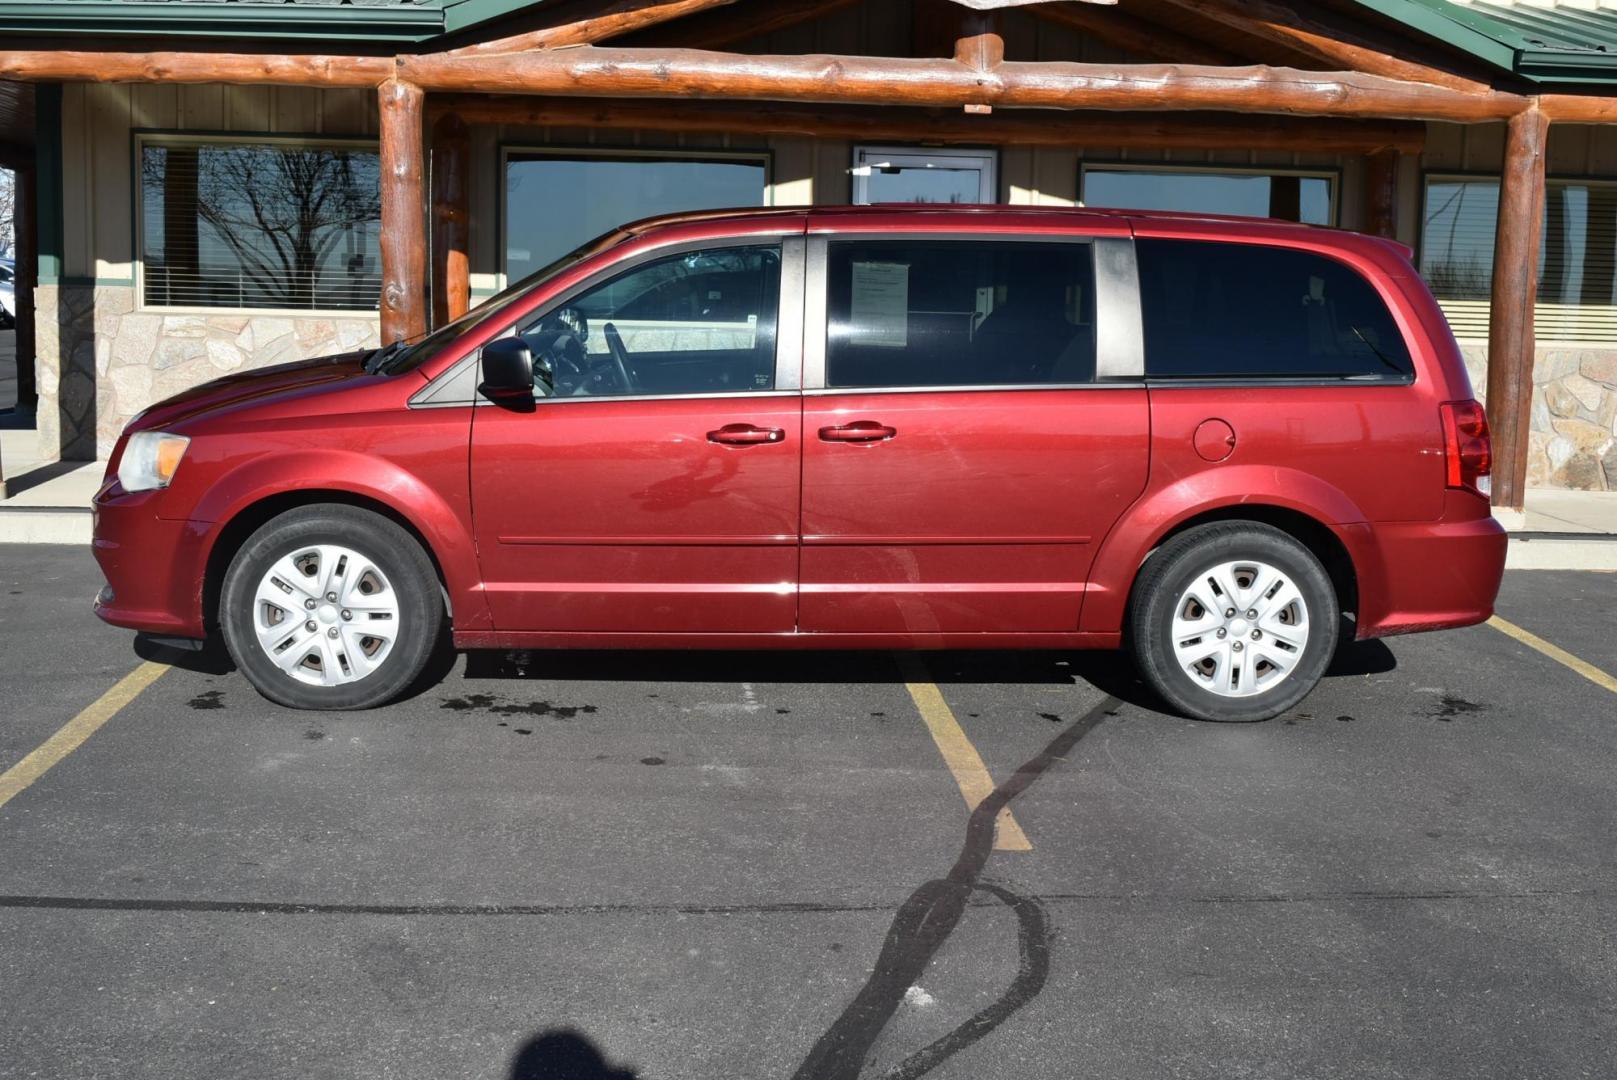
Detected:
left=1128, top=522, right=1339, bottom=723
left=219, top=505, right=444, bottom=711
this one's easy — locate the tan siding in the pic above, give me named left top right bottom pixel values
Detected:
left=60, top=83, right=91, bottom=280
left=90, top=83, right=132, bottom=280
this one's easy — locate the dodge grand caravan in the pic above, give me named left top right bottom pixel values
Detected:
left=92, top=206, right=1507, bottom=722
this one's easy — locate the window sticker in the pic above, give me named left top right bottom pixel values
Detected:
left=850, top=261, right=910, bottom=348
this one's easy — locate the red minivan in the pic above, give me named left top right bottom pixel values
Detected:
left=92, top=206, right=1506, bottom=721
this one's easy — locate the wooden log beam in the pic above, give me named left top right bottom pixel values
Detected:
left=449, top=0, right=737, bottom=56
left=1364, top=147, right=1399, bottom=239
left=379, top=79, right=428, bottom=344
left=0, top=50, right=392, bottom=88
left=430, top=94, right=1426, bottom=153
left=397, top=47, right=1525, bottom=122
left=625, top=0, right=862, bottom=49
left=1027, top=2, right=1236, bottom=67
left=1540, top=94, right=1617, bottom=123
left=1154, top=0, right=1491, bottom=94
left=430, top=113, right=471, bottom=326
left=1486, top=105, right=1549, bottom=512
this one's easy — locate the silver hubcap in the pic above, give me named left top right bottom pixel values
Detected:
left=252, top=544, right=400, bottom=687
left=1170, top=558, right=1310, bottom=699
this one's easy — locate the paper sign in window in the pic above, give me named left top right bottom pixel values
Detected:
left=850, top=261, right=910, bottom=348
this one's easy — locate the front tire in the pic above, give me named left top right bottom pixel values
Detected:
left=219, top=505, right=444, bottom=710
left=1129, top=522, right=1339, bottom=723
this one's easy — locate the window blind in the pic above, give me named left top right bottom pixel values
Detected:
left=140, top=140, right=382, bottom=312
left=1422, top=175, right=1617, bottom=343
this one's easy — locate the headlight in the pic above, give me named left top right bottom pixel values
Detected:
left=117, top=431, right=191, bottom=492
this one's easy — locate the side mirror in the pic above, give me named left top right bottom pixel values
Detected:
left=479, top=337, right=534, bottom=401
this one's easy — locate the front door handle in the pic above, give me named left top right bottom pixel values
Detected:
left=819, top=421, right=897, bottom=443
left=708, top=423, right=785, bottom=446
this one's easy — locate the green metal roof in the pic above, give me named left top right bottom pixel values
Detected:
left=0, top=0, right=554, bottom=45
left=1346, top=0, right=1617, bottom=85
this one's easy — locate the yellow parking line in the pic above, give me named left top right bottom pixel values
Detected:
left=0, top=661, right=169, bottom=811
left=1488, top=616, right=1617, bottom=696
left=899, top=656, right=1032, bottom=852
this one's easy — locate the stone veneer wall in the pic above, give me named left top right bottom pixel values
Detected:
left=31, top=285, right=1617, bottom=490
left=36, top=285, right=380, bottom=461
left=1459, top=344, right=1617, bottom=491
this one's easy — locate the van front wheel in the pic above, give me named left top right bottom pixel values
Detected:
left=1129, top=522, right=1339, bottom=723
left=219, top=505, right=444, bottom=711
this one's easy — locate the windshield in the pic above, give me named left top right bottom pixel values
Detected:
left=375, top=226, right=631, bottom=375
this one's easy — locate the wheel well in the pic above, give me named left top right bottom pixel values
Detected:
left=201, top=490, right=452, bottom=633
left=1145, top=506, right=1359, bottom=618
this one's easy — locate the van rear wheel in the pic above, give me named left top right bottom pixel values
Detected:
left=219, top=505, right=444, bottom=711
left=1129, top=522, right=1338, bottom=723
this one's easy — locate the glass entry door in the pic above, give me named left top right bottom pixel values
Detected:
left=851, top=147, right=998, bottom=206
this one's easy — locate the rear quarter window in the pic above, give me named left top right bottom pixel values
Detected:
left=1136, top=238, right=1413, bottom=381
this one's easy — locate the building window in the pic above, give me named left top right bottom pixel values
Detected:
left=851, top=147, right=998, bottom=205
left=503, top=150, right=768, bottom=285
left=1080, top=164, right=1336, bottom=225
left=1422, top=174, right=1617, bottom=343
left=139, top=136, right=381, bottom=312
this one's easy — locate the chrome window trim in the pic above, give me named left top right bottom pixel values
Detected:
left=409, top=230, right=799, bottom=408
left=1094, top=236, right=1145, bottom=380
left=802, top=381, right=1144, bottom=397
left=801, top=231, right=1146, bottom=392
left=1145, top=376, right=1414, bottom=390
left=802, top=237, right=829, bottom=391
left=776, top=236, right=806, bottom=392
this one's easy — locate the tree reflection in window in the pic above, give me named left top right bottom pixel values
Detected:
left=141, top=140, right=381, bottom=311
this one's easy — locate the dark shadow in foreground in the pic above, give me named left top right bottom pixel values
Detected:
left=509, top=1030, right=638, bottom=1080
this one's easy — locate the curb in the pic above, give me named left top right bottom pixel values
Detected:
left=1505, top=533, right=1617, bottom=571
left=3, top=509, right=1616, bottom=572
left=0, top=506, right=92, bottom=545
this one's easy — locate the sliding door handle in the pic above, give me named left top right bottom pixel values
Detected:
left=818, top=421, right=897, bottom=443
left=708, top=424, right=785, bottom=446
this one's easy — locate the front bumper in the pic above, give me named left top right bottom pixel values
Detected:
left=91, top=480, right=211, bottom=638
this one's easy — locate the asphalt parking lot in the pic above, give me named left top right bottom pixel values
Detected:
left=1, top=543, right=1614, bottom=1080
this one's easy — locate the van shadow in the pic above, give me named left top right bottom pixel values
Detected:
left=464, top=646, right=1160, bottom=716
left=507, top=1030, right=637, bottom=1080
left=462, top=638, right=1397, bottom=722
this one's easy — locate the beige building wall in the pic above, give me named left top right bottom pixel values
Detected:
left=41, top=82, right=383, bottom=460
left=1423, top=122, right=1617, bottom=490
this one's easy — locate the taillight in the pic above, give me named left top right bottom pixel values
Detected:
left=1440, top=399, right=1492, bottom=497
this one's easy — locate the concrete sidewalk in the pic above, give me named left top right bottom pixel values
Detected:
left=2, top=443, right=1614, bottom=569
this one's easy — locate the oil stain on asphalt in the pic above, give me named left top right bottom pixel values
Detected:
left=439, top=693, right=599, bottom=719
left=187, top=690, right=225, bottom=711
left=1429, top=695, right=1488, bottom=721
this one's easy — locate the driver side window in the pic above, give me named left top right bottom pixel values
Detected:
left=518, top=244, right=782, bottom=398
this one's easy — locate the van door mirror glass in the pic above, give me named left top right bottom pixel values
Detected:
left=479, top=337, right=536, bottom=400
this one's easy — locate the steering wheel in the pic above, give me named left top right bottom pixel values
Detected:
left=602, top=322, right=637, bottom=393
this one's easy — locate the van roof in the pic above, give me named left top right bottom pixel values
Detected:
left=621, top=203, right=1330, bottom=234
left=619, top=204, right=1414, bottom=264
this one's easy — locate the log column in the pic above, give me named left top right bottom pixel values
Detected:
left=1364, top=147, right=1398, bottom=239
left=430, top=112, right=471, bottom=326
left=1486, top=106, right=1549, bottom=512
left=379, top=78, right=428, bottom=344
